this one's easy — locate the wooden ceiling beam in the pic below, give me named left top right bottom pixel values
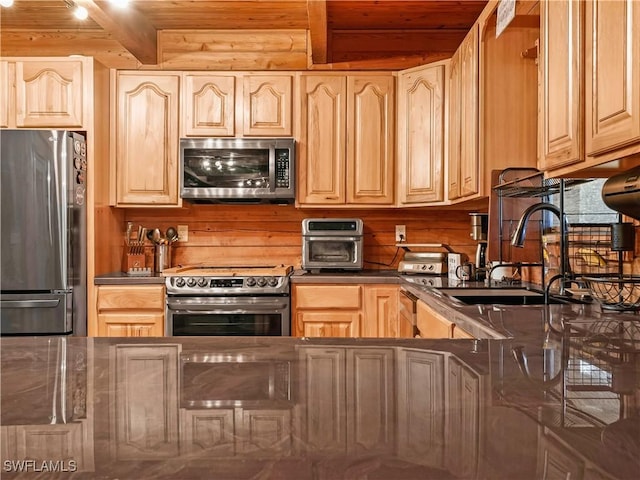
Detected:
left=307, top=0, right=328, bottom=64
left=80, top=0, right=158, bottom=65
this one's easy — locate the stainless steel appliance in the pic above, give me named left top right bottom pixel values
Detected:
left=302, top=218, right=364, bottom=271
left=1, top=130, right=87, bottom=336
left=180, top=138, right=295, bottom=203
left=164, top=265, right=292, bottom=336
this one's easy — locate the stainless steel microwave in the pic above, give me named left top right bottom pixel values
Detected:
left=180, top=138, right=295, bottom=203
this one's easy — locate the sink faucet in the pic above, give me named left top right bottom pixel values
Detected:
left=511, top=202, right=571, bottom=291
left=511, top=203, right=566, bottom=247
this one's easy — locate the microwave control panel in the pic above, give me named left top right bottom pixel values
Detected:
left=275, top=149, right=290, bottom=188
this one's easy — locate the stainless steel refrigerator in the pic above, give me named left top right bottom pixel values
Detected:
left=1, top=130, right=87, bottom=335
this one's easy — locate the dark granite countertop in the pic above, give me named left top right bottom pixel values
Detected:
left=94, top=271, right=165, bottom=285
left=2, top=332, right=639, bottom=479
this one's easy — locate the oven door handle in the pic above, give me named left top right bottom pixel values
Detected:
left=167, top=297, right=289, bottom=311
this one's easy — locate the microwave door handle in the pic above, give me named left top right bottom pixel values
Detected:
left=269, top=145, right=276, bottom=192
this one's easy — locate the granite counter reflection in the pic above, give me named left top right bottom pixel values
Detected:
left=1, top=335, right=638, bottom=479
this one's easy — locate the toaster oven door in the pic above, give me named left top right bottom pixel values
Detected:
left=302, top=236, right=363, bottom=269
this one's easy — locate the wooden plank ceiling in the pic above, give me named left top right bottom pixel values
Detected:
left=0, top=0, right=490, bottom=70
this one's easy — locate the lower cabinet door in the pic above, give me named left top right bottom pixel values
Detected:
left=396, top=348, right=445, bottom=466
left=179, top=408, right=292, bottom=457
left=111, top=344, right=180, bottom=460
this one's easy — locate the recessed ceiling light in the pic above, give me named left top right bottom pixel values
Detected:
left=0, top=0, right=15, bottom=8
left=110, top=0, right=129, bottom=7
left=74, top=5, right=88, bottom=20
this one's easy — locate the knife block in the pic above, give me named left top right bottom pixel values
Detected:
left=122, top=242, right=147, bottom=274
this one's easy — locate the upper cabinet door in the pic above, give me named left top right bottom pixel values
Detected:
left=182, top=74, right=236, bottom=136
left=242, top=74, right=293, bottom=136
left=347, top=76, right=395, bottom=205
left=298, top=74, right=347, bottom=204
left=116, top=73, right=180, bottom=206
left=449, top=27, right=479, bottom=201
left=586, top=0, right=640, bottom=157
left=15, top=59, right=84, bottom=128
left=397, top=63, right=446, bottom=205
left=540, top=0, right=584, bottom=170
left=459, top=26, right=479, bottom=198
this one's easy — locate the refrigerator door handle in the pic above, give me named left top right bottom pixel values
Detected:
left=1, top=299, right=61, bottom=308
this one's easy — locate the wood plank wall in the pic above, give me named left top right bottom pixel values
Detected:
left=122, top=204, right=483, bottom=271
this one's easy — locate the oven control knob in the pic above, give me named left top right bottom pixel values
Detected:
left=245, top=276, right=257, bottom=287
left=267, top=277, right=279, bottom=287
left=175, top=277, right=186, bottom=288
left=256, top=277, right=268, bottom=287
left=197, top=277, right=208, bottom=287
left=186, top=277, right=197, bottom=287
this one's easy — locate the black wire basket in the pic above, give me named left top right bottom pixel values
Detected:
left=580, top=276, right=640, bottom=312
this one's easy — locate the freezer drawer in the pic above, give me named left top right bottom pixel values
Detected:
left=1, top=292, right=71, bottom=335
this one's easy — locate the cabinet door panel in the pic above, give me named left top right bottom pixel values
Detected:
left=0, top=61, right=9, bottom=128
left=112, top=345, right=179, bottom=460
left=237, top=409, right=291, bottom=456
left=459, top=25, right=479, bottom=197
left=97, top=285, right=165, bottom=310
left=180, top=409, right=235, bottom=456
left=183, top=74, right=235, bottom=136
left=346, top=348, right=394, bottom=454
left=362, top=285, right=399, bottom=338
left=448, top=50, right=462, bottom=200
left=243, top=75, right=293, bottom=136
left=586, top=0, right=640, bottom=156
left=294, top=285, right=361, bottom=309
left=98, top=313, right=164, bottom=337
left=540, top=0, right=584, bottom=170
left=299, top=348, right=347, bottom=452
left=397, top=65, right=445, bottom=204
left=347, top=76, right=395, bottom=204
left=397, top=349, right=444, bottom=466
left=298, top=75, right=346, bottom=204
left=297, top=311, right=360, bottom=338
left=116, top=74, right=179, bottom=205
left=15, top=60, right=84, bottom=128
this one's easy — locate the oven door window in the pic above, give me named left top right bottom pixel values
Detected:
left=309, top=240, right=354, bottom=263
left=183, top=148, right=270, bottom=189
left=172, top=312, right=283, bottom=336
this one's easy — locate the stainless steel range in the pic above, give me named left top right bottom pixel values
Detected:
left=164, top=265, right=292, bottom=336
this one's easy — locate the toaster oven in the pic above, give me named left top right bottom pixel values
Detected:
left=302, top=218, right=364, bottom=271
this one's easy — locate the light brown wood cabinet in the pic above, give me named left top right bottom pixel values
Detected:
left=0, top=60, right=9, bottom=128
left=539, top=0, right=585, bottom=172
left=448, top=25, right=479, bottom=201
left=396, top=348, right=445, bottom=466
left=540, top=0, right=640, bottom=175
left=396, top=61, right=446, bottom=205
left=96, top=285, right=165, bottom=337
left=362, top=285, right=399, bottom=337
left=111, top=344, right=180, bottom=460
left=297, top=73, right=395, bottom=206
left=292, top=284, right=399, bottom=338
left=297, top=346, right=394, bottom=455
left=585, top=0, right=640, bottom=159
left=182, top=73, right=293, bottom=137
left=293, top=284, right=362, bottom=337
left=113, top=72, right=180, bottom=206
left=416, top=299, right=454, bottom=339
left=180, top=408, right=292, bottom=457
left=1, top=57, right=90, bottom=129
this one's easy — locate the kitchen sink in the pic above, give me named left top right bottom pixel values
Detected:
left=435, top=288, right=567, bottom=306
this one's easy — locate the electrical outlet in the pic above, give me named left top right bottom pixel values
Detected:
left=395, top=225, right=406, bottom=243
left=177, top=224, right=189, bottom=242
